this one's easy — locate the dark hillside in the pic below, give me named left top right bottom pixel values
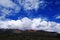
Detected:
left=0, top=29, right=60, bottom=40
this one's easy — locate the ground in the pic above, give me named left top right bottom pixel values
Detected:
left=0, top=30, right=60, bottom=40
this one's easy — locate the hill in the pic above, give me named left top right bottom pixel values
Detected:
left=0, top=29, right=60, bottom=40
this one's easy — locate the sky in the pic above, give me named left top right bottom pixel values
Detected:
left=0, top=0, right=60, bottom=33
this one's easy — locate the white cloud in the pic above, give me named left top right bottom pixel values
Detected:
left=22, top=0, right=45, bottom=11
left=0, top=17, right=60, bottom=33
left=0, top=0, right=20, bottom=16
left=14, top=0, right=46, bottom=11
left=0, top=0, right=18, bottom=9
left=56, top=16, right=60, bottom=19
left=0, top=0, right=21, bottom=20
left=1, top=8, right=12, bottom=15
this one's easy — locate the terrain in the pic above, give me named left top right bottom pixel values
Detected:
left=0, top=29, right=60, bottom=40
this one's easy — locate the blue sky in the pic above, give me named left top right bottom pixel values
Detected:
left=4, top=0, right=60, bottom=23
left=0, top=0, right=60, bottom=33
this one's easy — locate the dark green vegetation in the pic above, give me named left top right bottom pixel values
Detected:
left=0, top=30, right=60, bottom=40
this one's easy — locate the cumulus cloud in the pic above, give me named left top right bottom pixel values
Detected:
left=0, top=17, right=60, bottom=33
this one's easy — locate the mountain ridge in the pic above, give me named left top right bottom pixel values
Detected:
left=0, top=29, right=60, bottom=40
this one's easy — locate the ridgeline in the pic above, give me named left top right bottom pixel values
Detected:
left=0, top=29, right=60, bottom=40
